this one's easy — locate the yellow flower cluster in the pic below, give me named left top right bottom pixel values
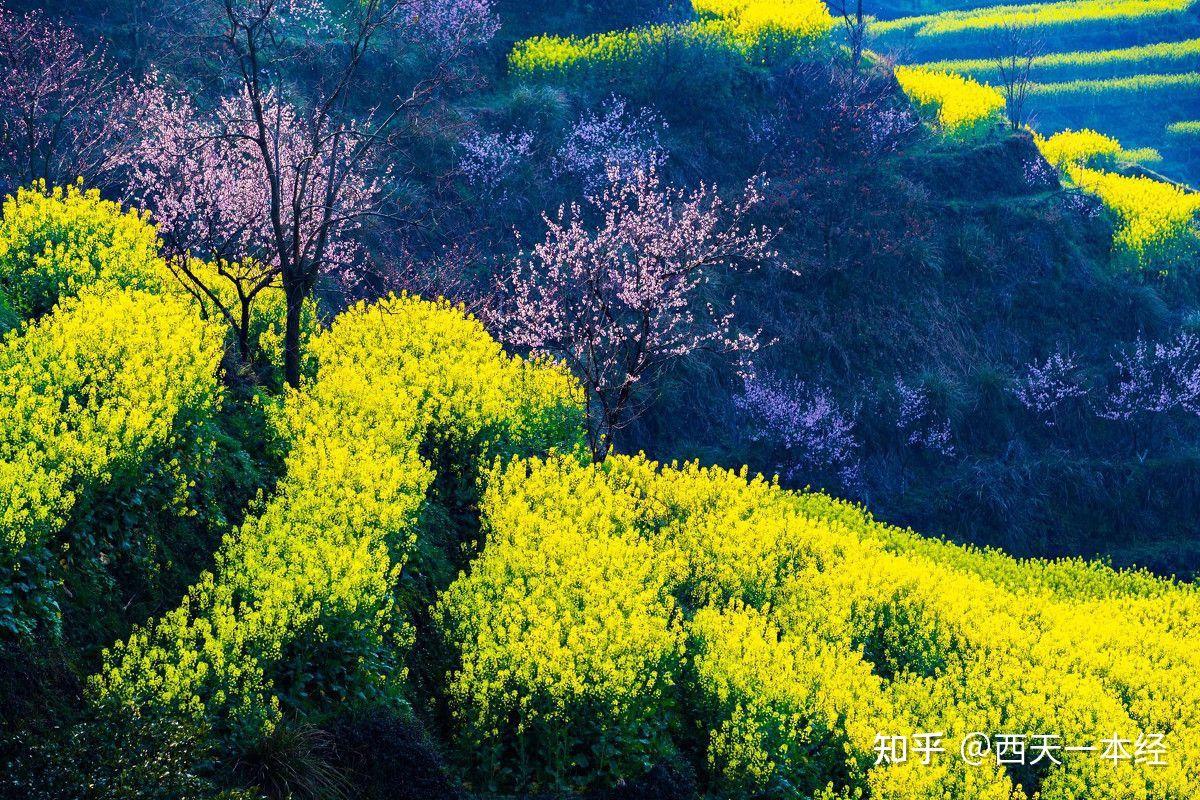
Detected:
left=1167, top=120, right=1200, bottom=137
left=0, top=288, right=224, bottom=558
left=508, top=0, right=833, bottom=78
left=436, top=455, right=685, bottom=792
left=0, top=181, right=314, bottom=379
left=1032, top=131, right=1199, bottom=269
left=1066, top=166, right=1200, bottom=269
left=510, top=21, right=731, bottom=77
left=0, top=185, right=229, bottom=635
left=691, top=0, right=835, bottom=44
left=873, top=0, right=1195, bottom=37
left=894, top=66, right=1006, bottom=140
left=0, top=182, right=169, bottom=319
left=440, top=452, right=1200, bottom=797
left=92, top=295, right=584, bottom=744
left=1035, top=129, right=1126, bottom=170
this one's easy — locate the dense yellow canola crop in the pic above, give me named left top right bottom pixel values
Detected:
left=1067, top=166, right=1200, bottom=266
left=1033, top=131, right=1200, bottom=269
left=440, top=453, right=1199, bottom=797
left=0, top=289, right=224, bottom=557
left=0, top=185, right=232, bottom=635
left=692, top=0, right=835, bottom=41
left=509, top=0, right=832, bottom=77
left=918, top=37, right=1200, bottom=81
left=0, top=182, right=169, bottom=319
left=894, top=66, right=1006, bottom=139
left=873, top=0, right=1196, bottom=37
left=92, top=295, right=584, bottom=744
left=1167, top=120, right=1200, bottom=136
left=1035, top=129, right=1126, bottom=170
left=1027, top=71, right=1200, bottom=98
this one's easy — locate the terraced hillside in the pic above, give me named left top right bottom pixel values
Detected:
left=873, top=0, right=1200, bottom=185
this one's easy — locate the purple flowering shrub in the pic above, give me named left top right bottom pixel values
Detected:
left=458, top=129, right=536, bottom=198
left=1012, top=350, right=1088, bottom=426
left=895, top=378, right=955, bottom=457
left=555, top=96, right=668, bottom=192
left=735, top=373, right=862, bottom=488
left=1101, top=334, right=1200, bottom=421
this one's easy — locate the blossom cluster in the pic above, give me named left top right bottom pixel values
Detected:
left=895, top=378, right=955, bottom=456
left=458, top=129, right=535, bottom=198
left=116, top=78, right=380, bottom=275
left=498, top=165, right=775, bottom=449
left=555, top=96, right=668, bottom=192
left=1012, top=350, right=1089, bottom=424
left=735, top=373, right=861, bottom=486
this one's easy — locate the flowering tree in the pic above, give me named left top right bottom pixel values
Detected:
left=0, top=4, right=129, bottom=190
left=127, top=0, right=500, bottom=387
left=499, top=165, right=777, bottom=455
left=116, top=77, right=380, bottom=363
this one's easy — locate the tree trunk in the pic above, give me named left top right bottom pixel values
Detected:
left=283, top=279, right=307, bottom=389
left=237, top=296, right=252, bottom=364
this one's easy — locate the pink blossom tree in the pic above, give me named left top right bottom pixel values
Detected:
left=123, top=0, right=500, bottom=387
left=0, top=3, right=130, bottom=189
left=498, top=165, right=777, bottom=455
left=116, top=76, right=380, bottom=364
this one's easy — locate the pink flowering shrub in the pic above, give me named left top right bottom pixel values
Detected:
left=1013, top=350, right=1088, bottom=425
left=404, top=0, right=500, bottom=56
left=498, top=164, right=777, bottom=454
left=119, top=78, right=379, bottom=274
left=735, top=373, right=861, bottom=487
left=555, top=96, right=668, bottom=192
left=458, top=130, right=535, bottom=198
left=895, top=378, right=955, bottom=456
left=1101, top=334, right=1200, bottom=421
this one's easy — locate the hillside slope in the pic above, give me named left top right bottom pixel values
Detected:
left=1, top=188, right=1197, bottom=799
left=873, top=0, right=1200, bottom=185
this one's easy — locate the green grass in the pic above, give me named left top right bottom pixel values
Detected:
left=918, top=37, right=1200, bottom=82
left=872, top=0, right=1198, bottom=37
left=1026, top=70, right=1200, bottom=97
